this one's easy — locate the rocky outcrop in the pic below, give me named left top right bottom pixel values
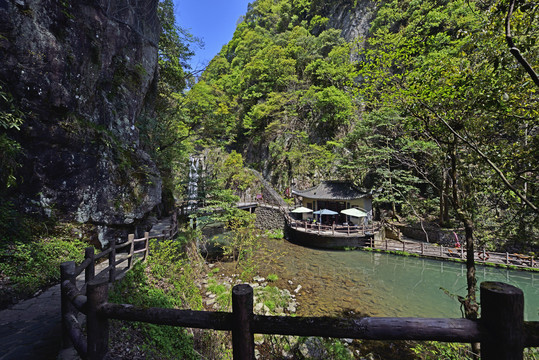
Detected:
left=0, top=0, right=161, bottom=246
left=327, top=0, right=376, bottom=42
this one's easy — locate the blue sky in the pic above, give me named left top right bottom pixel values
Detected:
left=173, top=0, right=252, bottom=73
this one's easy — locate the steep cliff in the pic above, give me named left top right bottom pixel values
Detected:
left=0, top=0, right=162, bottom=246
left=190, top=0, right=376, bottom=192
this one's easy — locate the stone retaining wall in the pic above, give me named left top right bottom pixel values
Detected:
left=396, top=224, right=463, bottom=246
left=255, top=206, right=286, bottom=231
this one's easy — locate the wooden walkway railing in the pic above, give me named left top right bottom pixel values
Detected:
left=60, top=230, right=163, bottom=358
left=60, top=222, right=539, bottom=359
left=289, top=219, right=377, bottom=237
left=370, top=239, right=537, bottom=269
left=77, top=280, right=539, bottom=360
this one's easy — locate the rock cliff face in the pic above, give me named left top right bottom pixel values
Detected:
left=326, top=0, right=375, bottom=42
left=0, top=0, right=162, bottom=246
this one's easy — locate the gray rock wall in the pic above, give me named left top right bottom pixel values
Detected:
left=255, top=206, right=286, bottom=231
left=396, top=224, right=463, bottom=246
left=0, top=0, right=161, bottom=246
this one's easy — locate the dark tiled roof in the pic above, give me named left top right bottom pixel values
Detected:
left=291, top=181, right=369, bottom=200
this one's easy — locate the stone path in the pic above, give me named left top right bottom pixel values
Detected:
left=0, top=217, right=174, bottom=360
left=0, top=283, right=63, bottom=360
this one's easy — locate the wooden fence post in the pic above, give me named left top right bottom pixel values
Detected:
left=421, top=243, right=424, bottom=255
left=480, top=282, right=524, bottom=359
left=108, top=240, right=116, bottom=282
left=144, top=232, right=150, bottom=261
left=87, top=279, right=109, bottom=360
left=127, top=234, right=135, bottom=269
left=232, top=284, right=254, bottom=360
left=85, top=247, right=95, bottom=282
left=60, top=261, right=76, bottom=349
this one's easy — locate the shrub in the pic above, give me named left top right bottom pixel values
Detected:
left=0, top=236, right=88, bottom=295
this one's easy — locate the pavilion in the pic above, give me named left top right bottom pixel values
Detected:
left=291, top=181, right=372, bottom=225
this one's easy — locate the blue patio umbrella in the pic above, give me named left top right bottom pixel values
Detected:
left=312, top=208, right=338, bottom=222
left=313, top=209, right=338, bottom=215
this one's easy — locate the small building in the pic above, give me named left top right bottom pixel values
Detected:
left=291, top=181, right=372, bottom=225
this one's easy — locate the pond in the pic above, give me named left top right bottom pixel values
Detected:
left=252, top=237, right=539, bottom=320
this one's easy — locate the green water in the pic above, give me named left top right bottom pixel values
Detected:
left=255, top=238, right=539, bottom=320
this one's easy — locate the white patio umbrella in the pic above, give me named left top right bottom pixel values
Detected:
left=341, top=208, right=368, bottom=218
left=291, top=206, right=313, bottom=213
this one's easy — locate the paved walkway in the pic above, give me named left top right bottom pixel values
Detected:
left=0, top=217, right=174, bottom=360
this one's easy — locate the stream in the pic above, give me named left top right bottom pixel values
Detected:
left=251, top=237, right=539, bottom=320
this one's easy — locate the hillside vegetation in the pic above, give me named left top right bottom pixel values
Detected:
left=175, top=0, right=538, bottom=253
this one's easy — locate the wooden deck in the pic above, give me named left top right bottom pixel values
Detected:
left=288, top=220, right=376, bottom=237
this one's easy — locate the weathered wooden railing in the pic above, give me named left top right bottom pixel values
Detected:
left=370, top=239, right=537, bottom=269
left=77, top=281, right=538, bottom=359
left=288, top=219, right=377, bottom=236
left=60, top=232, right=153, bottom=357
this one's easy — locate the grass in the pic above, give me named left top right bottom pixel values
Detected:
left=0, top=220, right=90, bottom=302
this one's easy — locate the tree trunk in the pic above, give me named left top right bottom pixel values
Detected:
left=449, top=141, right=480, bottom=357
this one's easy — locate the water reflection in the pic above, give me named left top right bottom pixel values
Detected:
left=254, top=238, right=539, bottom=320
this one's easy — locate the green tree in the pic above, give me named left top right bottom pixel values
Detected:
left=356, top=0, right=538, bottom=355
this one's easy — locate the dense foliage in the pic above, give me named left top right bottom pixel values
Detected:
left=177, top=0, right=538, bottom=254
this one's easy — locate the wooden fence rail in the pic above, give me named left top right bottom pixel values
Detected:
left=60, top=231, right=155, bottom=359
left=370, top=239, right=537, bottom=269
left=61, top=228, right=539, bottom=359
left=288, top=218, right=378, bottom=236
left=80, top=280, right=539, bottom=360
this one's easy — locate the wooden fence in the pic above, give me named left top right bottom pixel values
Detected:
left=370, top=239, right=537, bottom=269
left=60, top=230, right=159, bottom=357
left=289, top=219, right=377, bottom=237
left=60, top=236, right=539, bottom=359
left=70, top=278, right=539, bottom=360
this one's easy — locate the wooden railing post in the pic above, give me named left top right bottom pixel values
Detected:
left=108, top=240, right=116, bottom=282
left=144, top=232, right=150, bottom=261
left=85, top=247, right=95, bottom=282
left=87, top=279, right=109, bottom=360
left=480, top=282, right=524, bottom=359
left=232, top=284, right=254, bottom=360
left=60, top=261, right=76, bottom=349
left=127, top=234, right=135, bottom=269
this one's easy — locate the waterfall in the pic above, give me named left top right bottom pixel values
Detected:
left=187, top=155, right=202, bottom=213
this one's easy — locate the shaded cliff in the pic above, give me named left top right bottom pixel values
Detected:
left=0, top=0, right=162, bottom=246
